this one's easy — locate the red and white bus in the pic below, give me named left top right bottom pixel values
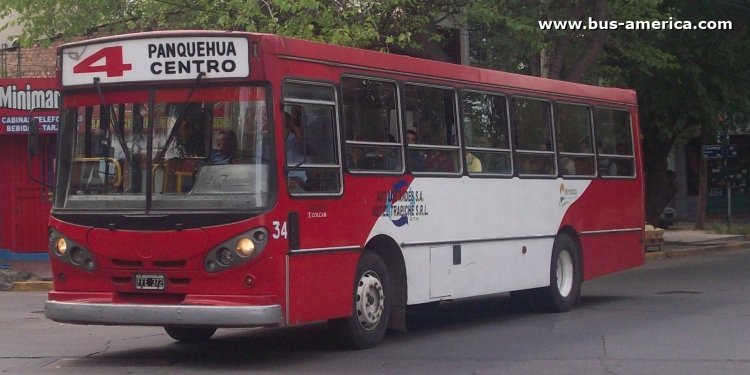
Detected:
left=44, top=31, right=644, bottom=349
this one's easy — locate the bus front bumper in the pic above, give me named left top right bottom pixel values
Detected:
left=45, top=300, right=283, bottom=327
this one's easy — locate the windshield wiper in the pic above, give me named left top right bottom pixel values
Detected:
left=93, top=77, right=131, bottom=187
left=153, top=72, right=206, bottom=165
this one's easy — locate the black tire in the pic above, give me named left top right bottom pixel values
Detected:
left=538, top=234, right=582, bottom=312
left=509, top=288, right=544, bottom=312
left=164, top=326, right=217, bottom=343
left=329, top=251, right=391, bottom=350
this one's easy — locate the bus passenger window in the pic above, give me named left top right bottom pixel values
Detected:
left=594, top=108, right=634, bottom=177
left=513, top=97, right=555, bottom=176
left=404, top=83, right=460, bottom=174
left=554, top=103, right=595, bottom=177
left=461, top=91, right=512, bottom=175
left=342, top=77, right=403, bottom=173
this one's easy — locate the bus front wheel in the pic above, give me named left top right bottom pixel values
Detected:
left=329, top=251, right=392, bottom=350
left=164, top=326, right=217, bottom=343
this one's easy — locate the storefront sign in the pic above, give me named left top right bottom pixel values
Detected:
left=0, top=78, right=59, bottom=135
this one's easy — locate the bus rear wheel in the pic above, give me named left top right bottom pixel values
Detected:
left=163, top=326, right=217, bottom=343
left=510, top=234, right=581, bottom=313
left=329, top=251, right=391, bottom=350
left=541, top=234, right=582, bottom=312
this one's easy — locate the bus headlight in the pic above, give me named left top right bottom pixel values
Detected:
left=55, top=238, right=68, bottom=256
left=236, top=238, right=255, bottom=257
left=205, top=228, right=268, bottom=273
left=48, top=229, right=97, bottom=272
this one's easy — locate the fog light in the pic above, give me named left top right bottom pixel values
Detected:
left=55, top=238, right=68, bottom=256
left=217, top=247, right=234, bottom=266
left=253, top=231, right=267, bottom=242
left=206, top=260, right=217, bottom=272
left=84, top=259, right=96, bottom=271
left=69, top=247, right=85, bottom=265
left=236, top=238, right=255, bottom=257
left=244, top=274, right=255, bottom=287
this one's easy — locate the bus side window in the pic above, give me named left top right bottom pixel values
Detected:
left=594, top=108, right=635, bottom=177
left=283, top=81, right=342, bottom=195
left=554, top=102, right=595, bottom=177
left=513, top=97, right=556, bottom=176
left=404, top=83, right=461, bottom=174
left=461, top=90, right=512, bottom=176
left=341, top=76, right=403, bottom=173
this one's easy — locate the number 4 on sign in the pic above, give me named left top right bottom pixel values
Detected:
left=73, top=46, right=133, bottom=77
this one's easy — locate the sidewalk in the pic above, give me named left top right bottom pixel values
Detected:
left=0, top=250, right=52, bottom=292
left=648, top=222, right=750, bottom=259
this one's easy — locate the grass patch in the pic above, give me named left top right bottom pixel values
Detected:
left=707, top=222, right=750, bottom=236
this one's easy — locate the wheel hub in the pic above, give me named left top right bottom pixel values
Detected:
left=557, top=249, right=574, bottom=297
left=355, top=270, right=385, bottom=330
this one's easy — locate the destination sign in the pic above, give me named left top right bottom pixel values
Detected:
left=61, top=36, right=250, bottom=86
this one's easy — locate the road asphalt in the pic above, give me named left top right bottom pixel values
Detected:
left=1, top=222, right=748, bottom=292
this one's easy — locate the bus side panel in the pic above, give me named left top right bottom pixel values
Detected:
left=404, top=239, right=554, bottom=304
left=580, top=232, right=644, bottom=280
left=562, top=178, right=645, bottom=281
left=287, top=251, right=360, bottom=325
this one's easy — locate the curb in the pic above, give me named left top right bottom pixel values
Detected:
left=11, top=280, right=53, bottom=292
left=646, top=242, right=750, bottom=260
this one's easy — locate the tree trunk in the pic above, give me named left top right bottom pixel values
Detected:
left=695, top=124, right=709, bottom=230
left=644, top=142, right=674, bottom=226
left=642, top=115, right=678, bottom=226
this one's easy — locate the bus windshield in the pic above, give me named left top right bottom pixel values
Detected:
left=56, top=85, right=274, bottom=211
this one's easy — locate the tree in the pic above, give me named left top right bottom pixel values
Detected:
left=620, top=0, right=750, bottom=226
left=0, top=0, right=466, bottom=55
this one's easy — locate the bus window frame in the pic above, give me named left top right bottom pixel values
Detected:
left=340, top=74, right=406, bottom=176
left=552, top=101, right=597, bottom=179
left=459, top=89, right=514, bottom=178
left=402, top=81, right=463, bottom=176
left=511, top=95, right=557, bottom=178
left=593, top=105, right=637, bottom=180
left=282, top=78, right=345, bottom=197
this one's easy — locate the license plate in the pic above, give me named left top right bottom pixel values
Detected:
left=135, top=274, right=166, bottom=290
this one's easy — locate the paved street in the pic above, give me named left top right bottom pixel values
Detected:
left=2, top=248, right=750, bottom=374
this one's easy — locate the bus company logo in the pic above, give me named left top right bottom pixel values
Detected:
left=559, top=183, right=578, bottom=207
left=208, top=174, right=253, bottom=186
left=378, top=179, right=429, bottom=227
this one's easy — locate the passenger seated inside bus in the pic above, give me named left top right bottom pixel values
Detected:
left=209, top=129, right=238, bottom=165
left=348, top=142, right=399, bottom=171
left=285, top=112, right=307, bottom=192
left=162, top=116, right=207, bottom=193
left=465, top=152, right=482, bottom=172
left=596, top=141, right=618, bottom=176
left=406, top=129, right=427, bottom=172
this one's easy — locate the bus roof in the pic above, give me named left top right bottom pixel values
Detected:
left=267, top=34, right=636, bottom=106
left=59, top=30, right=636, bottom=106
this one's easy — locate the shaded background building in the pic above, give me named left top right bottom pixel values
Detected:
left=0, top=13, right=59, bottom=255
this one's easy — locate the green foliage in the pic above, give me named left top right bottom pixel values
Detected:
left=0, top=0, right=465, bottom=53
